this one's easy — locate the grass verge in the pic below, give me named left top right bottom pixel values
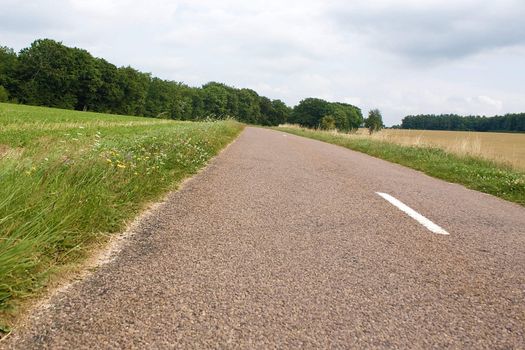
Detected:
left=0, top=103, right=244, bottom=329
left=277, top=126, right=525, bottom=206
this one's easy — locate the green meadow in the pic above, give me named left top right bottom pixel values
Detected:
left=0, top=103, right=243, bottom=327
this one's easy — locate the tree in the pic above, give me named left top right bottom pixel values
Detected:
left=0, top=46, right=18, bottom=97
left=258, top=96, right=273, bottom=126
left=346, top=105, right=364, bottom=131
left=93, top=58, right=124, bottom=113
left=330, top=106, right=349, bottom=131
left=291, top=98, right=332, bottom=128
left=237, top=88, right=261, bottom=124
left=401, top=113, right=525, bottom=132
left=365, top=109, right=384, bottom=134
left=330, top=103, right=363, bottom=132
left=269, top=99, right=291, bottom=126
left=16, top=39, right=78, bottom=108
left=290, top=99, right=362, bottom=130
left=116, top=66, right=150, bottom=116
left=168, top=83, right=194, bottom=120
left=202, top=82, right=229, bottom=118
left=190, top=88, right=205, bottom=119
left=320, top=115, right=336, bottom=130
left=70, top=47, right=102, bottom=111
left=226, top=88, right=239, bottom=117
left=145, top=77, right=173, bottom=117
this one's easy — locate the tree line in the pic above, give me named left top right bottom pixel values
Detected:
left=400, top=114, right=525, bottom=132
left=288, top=97, right=363, bottom=131
left=0, top=39, right=363, bottom=128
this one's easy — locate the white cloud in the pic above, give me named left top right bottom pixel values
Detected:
left=477, top=96, right=503, bottom=111
left=328, top=0, right=525, bottom=61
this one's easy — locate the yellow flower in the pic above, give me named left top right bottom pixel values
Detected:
left=117, top=164, right=126, bottom=169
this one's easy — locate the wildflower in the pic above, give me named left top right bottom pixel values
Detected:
left=117, top=164, right=126, bottom=169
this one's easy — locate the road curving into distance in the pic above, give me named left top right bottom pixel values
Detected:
left=4, top=127, right=524, bottom=349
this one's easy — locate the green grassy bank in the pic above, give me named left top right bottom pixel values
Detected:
left=277, top=126, right=525, bottom=206
left=0, top=103, right=243, bottom=329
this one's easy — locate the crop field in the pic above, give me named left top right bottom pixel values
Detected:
left=354, top=128, right=525, bottom=171
left=0, top=103, right=243, bottom=324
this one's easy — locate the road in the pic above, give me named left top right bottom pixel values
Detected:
left=4, top=127, right=525, bottom=349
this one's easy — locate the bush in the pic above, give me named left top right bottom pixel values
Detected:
left=365, top=109, right=384, bottom=134
left=320, top=115, right=336, bottom=130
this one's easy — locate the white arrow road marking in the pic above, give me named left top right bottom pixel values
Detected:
left=376, top=192, right=449, bottom=235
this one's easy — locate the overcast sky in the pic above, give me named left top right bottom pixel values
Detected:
left=1, top=0, right=524, bottom=125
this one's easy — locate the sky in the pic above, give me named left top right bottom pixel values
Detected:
left=1, top=0, right=524, bottom=125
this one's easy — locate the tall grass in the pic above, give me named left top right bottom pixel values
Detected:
left=0, top=103, right=243, bottom=326
left=277, top=125, right=525, bottom=206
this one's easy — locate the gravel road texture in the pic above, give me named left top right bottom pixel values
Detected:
left=4, top=127, right=524, bottom=349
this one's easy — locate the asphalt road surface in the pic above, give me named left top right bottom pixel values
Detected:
left=4, top=127, right=525, bottom=349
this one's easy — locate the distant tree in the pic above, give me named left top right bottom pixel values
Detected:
left=16, top=39, right=78, bottom=108
left=116, top=66, right=150, bottom=116
left=320, top=115, right=336, bottom=130
left=93, top=58, right=124, bottom=113
left=257, top=96, right=273, bottom=125
left=331, top=103, right=363, bottom=131
left=237, top=88, right=261, bottom=124
left=14, top=40, right=104, bottom=110
left=226, top=88, right=240, bottom=117
left=269, top=99, right=291, bottom=126
left=401, top=113, right=525, bottom=132
left=290, top=98, right=362, bottom=131
left=145, top=77, right=174, bottom=117
left=346, top=105, right=364, bottom=131
left=291, top=98, right=332, bottom=128
left=330, top=106, right=349, bottom=131
left=169, top=83, right=194, bottom=120
left=201, top=82, right=229, bottom=118
left=70, top=47, right=102, bottom=111
left=365, top=109, right=384, bottom=134
left=190, top=88, right=205, bottom=119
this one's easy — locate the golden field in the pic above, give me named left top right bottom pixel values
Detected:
left=356, top=128, right=525, bottom=171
